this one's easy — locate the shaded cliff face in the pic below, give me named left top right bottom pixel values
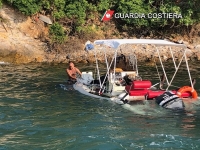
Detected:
left=0, top=4, right=200, bottom=64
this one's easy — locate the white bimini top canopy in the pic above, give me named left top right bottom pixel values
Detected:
left=94, top=39, right=185, bottom=49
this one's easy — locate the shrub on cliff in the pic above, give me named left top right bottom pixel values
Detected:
left=115, top=0, right=200, bottom=28
left=4, top=0, right=200, bottom=27
left=0, top=0, right=2, bottom=8
left=49, top=22, right=66, bottom=44
left=3, top=0, right=200, bottom=42
left=5, top=0, right=40, bottom=15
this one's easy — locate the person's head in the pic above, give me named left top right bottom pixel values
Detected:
left=69, top=62, right=75, bottom=69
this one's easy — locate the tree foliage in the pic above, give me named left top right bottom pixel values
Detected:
left=2, top=0, right=200, bottom=40
left=114, top=0, right=200, bottom=28
left=49, top=22, right=66, bottom=43
left=0, top=0, right=2, bottom=8
left=6, top=0, right=41, bottom=15
left=116, top=0, right=150, bottom=27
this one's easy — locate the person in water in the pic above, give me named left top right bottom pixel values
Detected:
left=66, top=62, right=82, bottom=82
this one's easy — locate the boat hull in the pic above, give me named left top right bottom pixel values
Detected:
left=73, top=82, right=124, bottom=104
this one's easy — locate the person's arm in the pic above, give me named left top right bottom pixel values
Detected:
left=75, top=67, right=82, bottom=76
left=66, top=69, right=76, bottom=79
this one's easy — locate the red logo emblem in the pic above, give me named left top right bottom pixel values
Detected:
left=101, top=10, right=114, bottom=21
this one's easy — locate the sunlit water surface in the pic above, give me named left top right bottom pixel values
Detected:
left=1, top=62, right=200, bottom=150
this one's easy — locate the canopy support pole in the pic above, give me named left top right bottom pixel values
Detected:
left=100, top=55, right=115, bottom=90
left=185, top=51, right=193, bottom=89
left=156, top=47, right=169, bottom=86
left=113, top=49, right=118, bottom=82
left=94, top=48, right=101, bottom=87
left=169, top=47, right=177, bottom=69
left=166, top=50, right=185, bottom=91
left=104, top=46, right=109, bottom=72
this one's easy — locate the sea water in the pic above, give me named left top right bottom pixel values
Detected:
left=0, top=62, right=200, bottom=149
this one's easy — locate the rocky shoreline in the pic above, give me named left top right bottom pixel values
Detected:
left=0, top=5, right=200, bottom=64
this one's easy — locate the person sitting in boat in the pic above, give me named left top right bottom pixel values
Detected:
left=66, top=61, right=82, bottom=83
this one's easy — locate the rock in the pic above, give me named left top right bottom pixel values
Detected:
left=185, top=49, right=193, bottom=57
left=66, top=54, right=71, bottom=59
left=78, top=60, right=88, bottom=63
left=0, top=4, right=47, bottom=63
left=0, top=4, right=200, bottom=64
left=195, top=45, right=200, bottom=49
left=187, top=44, right=194, bottom=49
left=178, top=39, right=183, bottom=44
left=196, top=52, right=200, bottom=60
left=183, top=41, right=189, bottom=45
left=163, top=55, right=168, bottom=61
left=34, top=35, right=39, bottom=39
left=35, top=56, right=43, bottom=62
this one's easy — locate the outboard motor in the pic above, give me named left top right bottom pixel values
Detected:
left=155, top=91, right=185, bottom=109
left=118, top=92, right=129, bottom=104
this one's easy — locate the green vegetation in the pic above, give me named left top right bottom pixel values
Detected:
left=0, top=0, right=2, bottom=7
left=1, top=0, right=200, bottom=42
left=49, top=22, right=66, bottom=43
left=6, top=0, right=40, bottom=15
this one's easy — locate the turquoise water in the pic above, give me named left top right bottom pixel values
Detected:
left=1, top=63, right=200, bottom=150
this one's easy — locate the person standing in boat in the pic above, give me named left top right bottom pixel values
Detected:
left=66, top=61, right=82, bottom=83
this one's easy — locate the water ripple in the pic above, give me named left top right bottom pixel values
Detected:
left=0, top=63, right=200, bottom=149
